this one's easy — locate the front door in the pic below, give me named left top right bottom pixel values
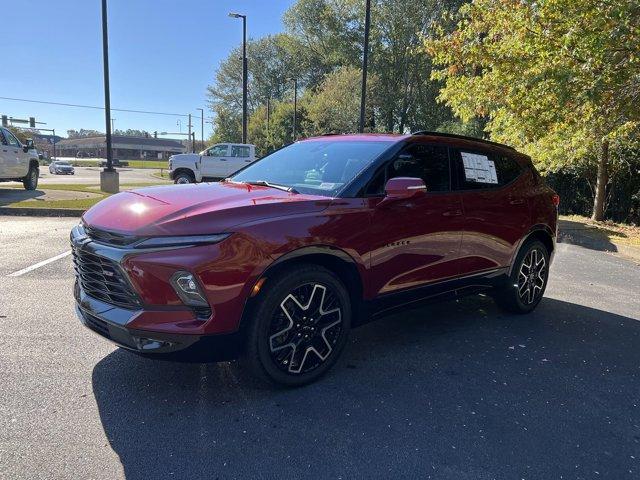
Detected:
left=367, top=142, right=464, bottom=296
left=201, top=144, right=229, bottom=178
left=1, top=128, right=24, bottom=177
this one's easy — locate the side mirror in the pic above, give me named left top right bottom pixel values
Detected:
left=383, top=177, right=427, bottom=201
left=23, top=139, right=35, bottom=152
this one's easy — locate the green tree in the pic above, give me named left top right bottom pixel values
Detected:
left=427, top=0, right=640, bottom=220
left=305, top=65, right=378, bottom=134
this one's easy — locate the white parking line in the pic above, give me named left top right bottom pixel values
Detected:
left=7, top=250, right=72, bottom=277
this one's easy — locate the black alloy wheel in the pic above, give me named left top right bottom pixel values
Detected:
left=495, top=240, right=550, bottom=314
left=244, top=264, right=351, bottom=386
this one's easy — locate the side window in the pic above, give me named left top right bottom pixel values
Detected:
left=231, top=145, right=250, bottom=157
left=0, top=130, right=7, bottom=146
left=3, top=129, right=20, bottom=147
left=454, top=150, right=522, bottom=190
left=455, top=150, right=497, bottom=190
left=208, top=145, right=228, bottom=157
left=494, top=155, right=522, bottom=185
left=388, top=143, right=450, bottom=192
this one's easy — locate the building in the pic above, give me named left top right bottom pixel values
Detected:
left=55, top=135, right=185, bottom=160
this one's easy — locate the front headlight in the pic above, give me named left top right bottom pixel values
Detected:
left=134, top=233, right=230, bottom=249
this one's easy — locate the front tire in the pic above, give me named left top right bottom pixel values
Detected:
left=494, top=240, right=549, bottom=314
left=174, top=171, right=195, bottom=184
left=243, top=265, right=351, bottom=387
left=23, top=165, right=39, bottom=190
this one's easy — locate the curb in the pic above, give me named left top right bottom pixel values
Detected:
left=0, top=207, right=84, bottom=217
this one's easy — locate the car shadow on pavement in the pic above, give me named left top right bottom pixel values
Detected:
left=0, top=187, right=45, bottom=206
left=92, top=296, right=640, bottom=480
left=558, top=219, right=619, bottom=253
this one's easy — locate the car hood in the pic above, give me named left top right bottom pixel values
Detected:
left=82, top=181, right=333, bottom=237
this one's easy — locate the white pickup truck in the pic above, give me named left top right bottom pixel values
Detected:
left=0, top=127, right=40, bottom=190
left=169, top=143, right=256, bottom=184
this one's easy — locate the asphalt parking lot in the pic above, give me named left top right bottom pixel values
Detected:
left=1, top=215, right=639, bottom=479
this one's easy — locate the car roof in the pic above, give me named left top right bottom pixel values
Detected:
left=301, top=132, right=523, bottom=157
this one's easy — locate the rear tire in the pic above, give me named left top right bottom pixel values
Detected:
left=174, top=171, right=195, bottom=184
left=494, top=240, right=549, bottom=314
left=243, top=264, right=351, bottom=387
left=23, top=165, right=39, bottom=190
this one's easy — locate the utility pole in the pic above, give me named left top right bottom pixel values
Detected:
left=359, top=0, right=372, bottom=133
left=100, top=0, right=119, bottom=193
left=229, top=12, right=248, bottom=143
left=188, top=113, right=193, bottom=153
left=52, top=129, right=56, bottom=160
left=197, top=108, right=204, bottom=149
left=292, top=78, right=298, bottom=141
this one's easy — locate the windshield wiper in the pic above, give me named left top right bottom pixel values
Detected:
left=245, top=180, right=299, bottom=194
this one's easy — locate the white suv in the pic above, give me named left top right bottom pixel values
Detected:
left=169, top=143, right=256, bottom=184
left=0, top=127, right=39, bottom=190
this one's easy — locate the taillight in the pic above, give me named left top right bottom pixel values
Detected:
left=552, top=194, right=560, bottom=207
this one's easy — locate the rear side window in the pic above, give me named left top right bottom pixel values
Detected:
left=454, top=150, right=522, bottom=190
left=231, top=145, right=250, bottom=157
left=494, top=155, right=522, bottom=185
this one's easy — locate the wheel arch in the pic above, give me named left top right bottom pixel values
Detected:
left=172, top=167, right=195, bottom=180
left=240, top=246, right=366, bottom=332
left=508, top=225, right=555, bottom=276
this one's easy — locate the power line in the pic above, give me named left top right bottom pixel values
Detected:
left=0, top=96, right=195, bottom=118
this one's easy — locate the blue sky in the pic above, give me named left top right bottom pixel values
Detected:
left=1, top=0, right=293, bottom=139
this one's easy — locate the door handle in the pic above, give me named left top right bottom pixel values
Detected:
left=244, top=159, right=251, bottom=162
left=220, top=158, right=227, bottom=161
left=509, top=198, right=525, bottom=205
left=442, top=209, right=463, bottom=217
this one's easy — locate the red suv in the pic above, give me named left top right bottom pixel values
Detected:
left=72, top=132, right=558, bottom=386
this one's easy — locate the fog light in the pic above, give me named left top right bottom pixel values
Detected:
left=170, top=271, right=209, bottom=307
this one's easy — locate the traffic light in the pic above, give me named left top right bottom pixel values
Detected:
left=1, top=115, right=7, bottom=127
left=29, top=117, right=36, bottom=128
left=154, top=131, right=157, bottom=138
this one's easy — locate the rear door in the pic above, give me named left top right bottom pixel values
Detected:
left=200, top=144, right=229, bottom=178
left=367, top=142, right=465, bottom=296
left=226, top=145, right=253, bottom=176
left=452, top=148, right=530, bottom=274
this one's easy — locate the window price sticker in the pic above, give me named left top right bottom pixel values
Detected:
left=461, top=152, right=498, bottom=184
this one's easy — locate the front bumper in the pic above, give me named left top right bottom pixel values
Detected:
left=71, top=224, right=242, bottom=361
left=75, top=282, right=242, bottom=361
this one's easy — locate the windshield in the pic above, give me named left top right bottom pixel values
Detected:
left=56, top=161, right=70, bottom=165
left=230, top=140, right=393, bottom=197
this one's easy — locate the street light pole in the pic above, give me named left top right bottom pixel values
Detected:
left=359, top=0, right=371, bottom=133
left=111, top=118, right=116, bottom=132
left=100, top=0, right=119, bottom=193
left=229, top=12, right=248, bottom=144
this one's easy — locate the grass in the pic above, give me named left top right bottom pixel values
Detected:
left=6, top=182, right=171, bottom=210
left=560, top=214, right=640, bottom=247
left=125, top=160, right=168, bottom=169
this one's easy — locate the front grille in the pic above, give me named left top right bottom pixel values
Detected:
left=72, top=247, right=141, bottom=309
left=84, top=225, right=138, bottom=247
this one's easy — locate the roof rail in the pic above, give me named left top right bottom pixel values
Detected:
left=410, top=130, right=515, bottom=151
